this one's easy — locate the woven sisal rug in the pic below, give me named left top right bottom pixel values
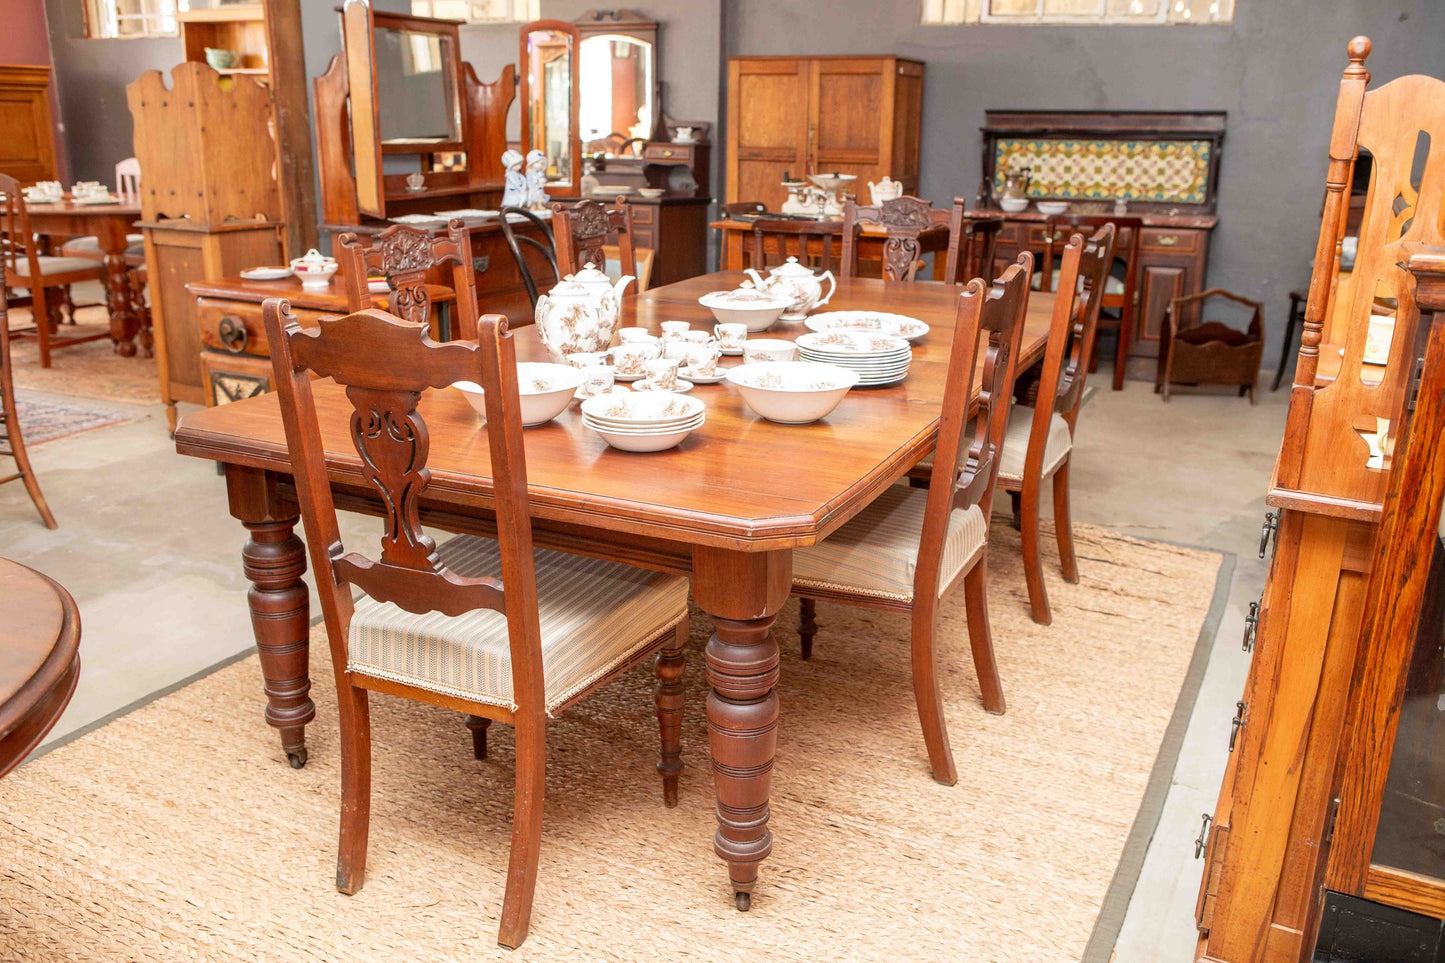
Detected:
left=0, top=524, right=1223, bottom=961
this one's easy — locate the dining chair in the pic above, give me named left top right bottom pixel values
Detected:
left=551, top=197, right=644, bottom=292
left=749, top=217, right=850, bottom=274
left=335, top=220, right=481, bottom=339
left=61, top=156, right=146, bottom=260
left=792, top=253, right=1035, bottom=786
left=840, top=195, right=948, bottom=282
left=498, top=206, right=558, bottom=310
left=263, top=302, right=692, bottom=949
left=0, top=174, right=108, bottom=368
left=997, top=225, right=1115, bottom=625
left=1040, top=214, right=1142, bottom=391
left=944, top=205, right=1004, bottom=286
left=602, top=242, right=654, bottom=292
left=0, top=263, right=57, bottom=529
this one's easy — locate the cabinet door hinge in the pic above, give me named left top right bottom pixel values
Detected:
left=1323, top=796, right=1341, bottom=845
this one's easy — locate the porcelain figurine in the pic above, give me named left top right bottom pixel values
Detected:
left=744, top=255, right=837, bottom=321
left=868, top=176, right=904, bottom=206
left=532, top=268, right=631, bottom=362
left=501, top=149, right=527, bottom=209
left=525, top=149, right=551, bottom=210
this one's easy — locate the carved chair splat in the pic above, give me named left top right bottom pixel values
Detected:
left=551, top=198, right=644, bottom=291
left=841, top=195, right=941, bottom=282
left=336, top=221, right=482, bottom=340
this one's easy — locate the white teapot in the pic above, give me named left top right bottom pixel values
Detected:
left=868, top=176, right=903, bottom=206
left=744, top=256, right=836, bottom=320
left=533, top=266, right=630, bottom=362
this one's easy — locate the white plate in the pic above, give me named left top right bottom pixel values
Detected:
left=435, top=208, right=501, bottom=219
left=805, top=311, right=929, bottom=342
left=72, top=195, right=121, bottom=205
left=368, top=279, right=390, bottom=294
left=633, top=379, right=694, bottom=393
left=796, top=331, right=911, bottom=355
left=390, top=213, right=448, bottom=224
left=240, top=266, right=294, bottom=281
left=678, top=367, right=727, bottom=384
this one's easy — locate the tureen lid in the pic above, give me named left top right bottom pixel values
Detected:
left=572, top=261, right=611, bottom=285
left=770, top=256, right=817, bottom=278
left=295, top=248, right=332, bottom=265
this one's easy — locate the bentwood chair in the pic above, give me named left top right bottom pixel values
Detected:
left=997, top=225, right=1115, bottom=625
left=748, top=217, right=851, bottom=274
left=1041, top=214, right=1141, bottom=390
left=0, top=174, right=107, bottom=368
left=0, top=263, right=57, bottom=529
left=551, top=197, right=646, bottom=292
left=263, top=303, right=691, bottom=949
left=498, top=207, right=558, bottom=309
left=335, top=221, right=482, bottom=340
left=793, top=253, right=1035, bottom=786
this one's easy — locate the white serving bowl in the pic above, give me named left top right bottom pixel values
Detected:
left=698, top=288, right=791, bottom=332
left=455, top=363, right=583, bottom=427
left=726, top=361, right=859, bottom=424
left=1035, top=200, right=1070, bottom=216
left=998, top=197, right=1029, bottom=213
left=581, top=390, right=704, bottom=427
left=289, top=256, right=339, bottom=290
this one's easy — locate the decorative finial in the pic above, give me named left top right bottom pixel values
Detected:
left=1347, top=36, right=1371, bottom=65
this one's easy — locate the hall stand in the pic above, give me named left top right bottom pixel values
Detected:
left=1193, top=38, right=1445, bottom=962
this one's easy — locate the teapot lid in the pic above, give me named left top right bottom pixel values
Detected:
left=770, top=256, right=816, bottom=277
left=572, top=261, right=611, bottom=285
left=548, top=276, right=591, bottom=298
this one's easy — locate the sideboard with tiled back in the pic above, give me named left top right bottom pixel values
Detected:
left=978, top=111, right=1225, bottom=371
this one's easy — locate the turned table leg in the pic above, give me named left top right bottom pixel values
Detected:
left=99, top=223, right=139, bottom=357
left=693, top=546, right=791, bottom=911
left=228, top=466, right=314, bottom=768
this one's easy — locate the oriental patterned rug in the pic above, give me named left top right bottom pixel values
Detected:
left=0, top=524, right=1225, bottom=962
left=7, top=303, right=159, bottom=405
left=11, top=391, right=134, bottom=446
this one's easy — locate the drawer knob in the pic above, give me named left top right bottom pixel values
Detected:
left=1156, top=235, right=1179, bottom=246
left=218, top=315, right=248, bottom=354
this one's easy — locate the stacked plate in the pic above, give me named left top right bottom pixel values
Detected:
left=795, top=331, right=912, bottom=387
left=580, top=391, right=706, bottom=452
left=804, top=310, right=930, bottom=343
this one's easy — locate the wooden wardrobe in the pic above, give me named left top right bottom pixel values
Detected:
left=725, top=56, right=924, bottom=212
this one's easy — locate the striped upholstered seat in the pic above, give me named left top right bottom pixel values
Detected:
left=996, top=405, right=1073, bottom=483
left=792, top=484, right=987, bottom=603
left=349, top=534, right=690, bottom=714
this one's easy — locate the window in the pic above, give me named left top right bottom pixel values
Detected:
left=411, top=0, right=540, bottom=22
left=85, top=0, right=190, bottom=39
left=922, top=0, right=1233, bottom=24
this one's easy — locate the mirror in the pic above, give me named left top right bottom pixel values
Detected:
left=579, top=34, right=654, bottom=150
left=374, top=27, right=461, bottom=144
left=520, top=21, right=581, bottom=191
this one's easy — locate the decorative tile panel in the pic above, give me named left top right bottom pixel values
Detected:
left=993, top=138, right=1212, bottom=205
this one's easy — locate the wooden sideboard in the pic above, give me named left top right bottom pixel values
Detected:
left=726, top=56, right=924, bottom=212
left=0, top=65, right=59, bottom=185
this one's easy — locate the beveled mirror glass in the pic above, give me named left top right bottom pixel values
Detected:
left=523, top=27, right=576, bottom=185
left=579, top=34, right=654, bottom=149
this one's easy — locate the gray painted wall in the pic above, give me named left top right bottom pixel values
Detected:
left=725, top=0, right=1445, bottom=354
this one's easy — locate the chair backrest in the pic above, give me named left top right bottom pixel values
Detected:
left=749, top=217, right=850, bottom=273
left=1041, top=214, right=1142, bottom=299
left=552, top=197, right=643, bottom=291
left=0, top=174, right=40, bottom=282
left=916, top=252, right=1034, bottom=600
left=115, top=157, right=141, bottom=197
left=1029, top=224, right=1116, bottom=463
left=335, top=221, right=482, bottom=340
left=943, top=203, right=1003, bottom=286
left=498, top=206, right=558, bottom=310
left=841, top=195, right=945, bottom=282
left=602, top=243, right=654, bottom=293
left=263, top=302, right=545, bottom=709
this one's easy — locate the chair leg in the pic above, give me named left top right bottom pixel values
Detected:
left=798, top=597, right=817, bottom=660
left=2, top=376, right=58, bottom=529
left=465, top=714, right=491, bottom=760
left=1272, top=295, right=1302, bottom=391
left=1053, top=462, right=1078, bottom=584
left=654, top=620, right=687, bottom=808
left=497, top=712, right=546, bottom=950
left=962, top=560, right=1006, bottom=716
left=34, top=287, right=53, bottom=369
left=909, top=602, right=957, bottom=786
left=1008, top=489, right=1022, bottom=530
left=335, top=685, right=372, bottom=895
left=1019, top=477, right=1051, bottom=626
left=61, top=285, right=77, bottom=324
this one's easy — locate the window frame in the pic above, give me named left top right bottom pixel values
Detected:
left=83, top=0, right=190, bottom=40
left=410, top=0, right=540, bottom=24
left=922, top=0, right=1232, bottom=25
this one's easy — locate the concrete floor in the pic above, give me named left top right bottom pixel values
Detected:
left=0, top=371, right=1290, bottom=960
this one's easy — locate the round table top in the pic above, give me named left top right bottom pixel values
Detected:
left=0, top=559, right=81, bottom=778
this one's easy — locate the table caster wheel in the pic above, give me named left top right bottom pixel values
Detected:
left=735, top=891, right=750, bottom=912
left=287, top=747, right=308, bottom=769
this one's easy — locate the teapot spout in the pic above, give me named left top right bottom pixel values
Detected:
left=743, top=267, right=767, bottom=288
left=614, top=274, right=635, bottom=297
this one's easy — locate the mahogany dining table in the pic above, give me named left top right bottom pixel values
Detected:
left=0, top=559, right=81, bottom=779
left=25, top=194, right=145, bottom=356
left=172, top=270, right=1058, bottom=908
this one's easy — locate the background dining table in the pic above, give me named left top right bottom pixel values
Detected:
left=25, top=194, right=145, bottom=356
left=172, top=270, right=1058, bottom=909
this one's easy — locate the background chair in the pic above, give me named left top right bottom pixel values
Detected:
left=1041, top=214, right=1142, bottom=391
left=498, top=207, right=558, bottom=309
left=1157, top=288, right=1265, bottom=403
left=748, top=217, right=849, bottom=274
left=264, top=303, right=691, bottom=949
left=841, top=195, right=948, bottom=282
left=944, top=205, right=1003, bottom=285
left=791, top=253, right=1035, bottom=786
left=61, top=157, right=145, bottom=262
left=335, top=220, right=481, bottom=340
left=552, top=197, right=645, bottom=292
left=997, top=225, right=1115, bottom=625
left=0, top=174, right=107, bottom=368
left=0, top=263, right=57, bottom=529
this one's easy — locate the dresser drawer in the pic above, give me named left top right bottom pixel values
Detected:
left=633, top=228, right=656, bottom=249
left=630, top=204, right=656, bottom=226
left=1140, top=228, right=1202, bottom=254
left=196, top=298, right=328, bottom=359
left=644, top=144, right=695, bottom=162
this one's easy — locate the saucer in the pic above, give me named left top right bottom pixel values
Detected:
left=678, top=367, right=726, bottom=384
left=613, top=370, right=648, bottom=382
left=719, top=346, right=745, bottom=356
left=633, top=379, right=694, bottom=393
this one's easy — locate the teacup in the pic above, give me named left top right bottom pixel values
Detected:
left=612, top=339, right=662, bottom=376
left=677, top=342, right=721, bottom=377
left=683, top=330, right=713, bottom=344
left=644, top=358, right=681, bottom=390
left=617, top=327, right=652, bottom=343
left=714, top=322, right=748, bottom=351
left=577, top=365, right=615, bottom=399
left=566, top=350, right=611, bottom=369
left=660, top=320, right=691, bottom=342
left=405, top=173, right=426, bottom=191
left=743, top=338, right=797, bottom=364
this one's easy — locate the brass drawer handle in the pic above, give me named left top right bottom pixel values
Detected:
left=1155, top=234, right=1180, bottom=246
left=217, top=315, right=248, bottom=354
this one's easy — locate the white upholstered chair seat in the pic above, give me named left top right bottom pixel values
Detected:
left=10, top=256, right=105, bottom=277
left=60, top=235, right=145, bottom=258
left=793, top=484, right=987, bottom=603
left=349, top=535, right=689, bottom=715
left=997, top=405, right=1073, bottom=483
